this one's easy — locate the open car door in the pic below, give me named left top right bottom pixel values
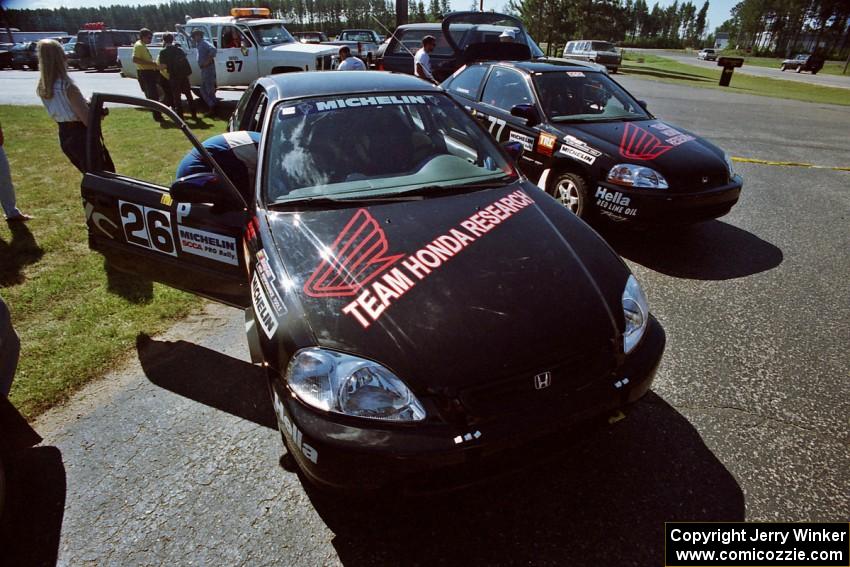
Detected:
left=441, top=11, right=534, bottom=64
left=82, top=94, right=251, bottom=308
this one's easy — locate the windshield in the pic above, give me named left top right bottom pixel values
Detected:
left=340, top=31, right=374, bottom=42
left=534, top=72, right=650, bottom=123
left=264, top=93, right=516, bottom=204
left=250, top=23, right=295, bottom=46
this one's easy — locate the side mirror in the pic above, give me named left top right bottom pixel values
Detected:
left=501, top=140, right=524, bottom=161
left=510, top=103, right=539, bottom=127
left=171, top=172, right=228, bottom=205
left=637, top=100, right=648, bottom=110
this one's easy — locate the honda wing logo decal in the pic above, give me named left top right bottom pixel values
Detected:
left=619, top=123, right=673, bottom=161
left=304, top=209, right=403, bottom=298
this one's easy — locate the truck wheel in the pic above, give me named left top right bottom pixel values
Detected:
left=780, top=64, right=786, bottom=71
left=611, top=67, right=618, bottom=74
left=550, top=172, right=591, bottom=218
left=795, top=66, right=802, bottom=73
left=811, top=70, right=818, bottom=75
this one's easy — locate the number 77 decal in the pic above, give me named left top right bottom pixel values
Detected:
left=486, top=115, right=507, bottom=139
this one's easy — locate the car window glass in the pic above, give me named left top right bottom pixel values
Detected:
left=264, top=93, right=515, bottom=203
left=341, top=31, right=374, bottom=42
left=251, top=23, right=296, bottom=46
left=565, top=42, right=574, bottom=53
left=391, top=30, right=455, bottom=56
left=534, top=72, right=649, bottom=122
left=481, top=67, right=533, bottom=112
left=445, top=65, right=488, bottom=100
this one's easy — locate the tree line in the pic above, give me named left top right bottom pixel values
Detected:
left=716, top=0, right=849, bottom=57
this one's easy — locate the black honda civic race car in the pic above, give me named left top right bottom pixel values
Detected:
left=81, top=72, right=665, bottom=492
left=443, top=60, right=743, bottom=225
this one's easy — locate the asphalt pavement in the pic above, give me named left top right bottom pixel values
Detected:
left=628, top=48, right=850, bottom=90
left=1, top=73, right=848, bottom=566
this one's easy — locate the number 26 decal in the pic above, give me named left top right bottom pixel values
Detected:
left=119, top=201, right=177, bottom=257
left=226, top=60, right=243, bottom=72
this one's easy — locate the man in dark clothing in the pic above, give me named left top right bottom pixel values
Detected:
left=157, top=33, right=197, bottom=119
left=176, top=131, right=260, bottom=200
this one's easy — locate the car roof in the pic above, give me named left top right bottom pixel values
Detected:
left=256, top=71, right=441, bottom=101
left=475, top=59, right=603, bottom=73
left=187, top=17, right=281, bottom=26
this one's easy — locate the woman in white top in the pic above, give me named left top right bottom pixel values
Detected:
left=36, top=39, right=113, bottom=173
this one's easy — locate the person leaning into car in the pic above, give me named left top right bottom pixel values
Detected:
left=414, top=35, right=438, bottom=84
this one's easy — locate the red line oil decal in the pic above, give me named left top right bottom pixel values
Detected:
left=619, top=122, right=673, bottom=160
left=304, top=209, right=404, bottom=298
left=334, top=189, right=535, bottom=329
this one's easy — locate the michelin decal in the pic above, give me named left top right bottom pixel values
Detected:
left=509, top=131, right=535, bottom=152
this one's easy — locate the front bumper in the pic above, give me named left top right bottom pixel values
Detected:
left=271, top=317, right=665, bottom=492
left=593, top=175, right=743, bottom=224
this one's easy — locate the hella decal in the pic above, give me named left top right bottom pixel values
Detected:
left=596, top=187, right=637, bottom=217
left=304, top=192, right=535, bottom=328
left=273, top=388, right=318, bottom=464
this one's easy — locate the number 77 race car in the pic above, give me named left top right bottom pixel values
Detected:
left=81, top=72, right=664, bottom=492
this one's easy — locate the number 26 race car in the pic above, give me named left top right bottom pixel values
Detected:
left=443, top=60, right=743, bottom=225
left=81, top=72, right=665, bottom=492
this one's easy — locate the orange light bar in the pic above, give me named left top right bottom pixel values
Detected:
left=230, top=7, right=270, bottom=18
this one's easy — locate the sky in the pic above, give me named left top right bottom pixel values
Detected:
left=2, top=0, right=738, bottom=32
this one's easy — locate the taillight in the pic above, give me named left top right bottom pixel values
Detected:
left=377, top=60, right=384, bottom=71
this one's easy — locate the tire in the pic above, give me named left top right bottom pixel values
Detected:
left=780, top=64, right=786, bottom=71
left=611, top=67, right=618, bottom=74
left=795, top=66, right=802, bottom=73
left=812, top=70, right=818, bottom=75
left=549, top=172, right=591, bottom=217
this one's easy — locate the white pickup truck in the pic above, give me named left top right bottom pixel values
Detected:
left=118, top=8, right=337, bottom=88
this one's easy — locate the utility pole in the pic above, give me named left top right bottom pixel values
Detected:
left=396, top=0, right=408, bottom=28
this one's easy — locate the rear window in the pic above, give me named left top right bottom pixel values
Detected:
left=390, top=29, right=457, bottom=56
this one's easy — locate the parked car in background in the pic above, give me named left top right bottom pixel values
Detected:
left=75, top=26, right=139, bottom=71
left=293, top=31, right=329, bottom=44
left=562, top=40, right=621, bottom=73
left=325, top=29, right=382, bottom=66
left=63, top=38, right=80, bottom=68
left=378, top=12, right=544, bottom=82
left=696, top=48, right=717, bottom=60
left=0, top=43, right=13, bottom=70
left=780, top=53, right=824, bottom=74
left=443, top=59, right=743, bottom=225
left=10, top=41, right=38, bottom=70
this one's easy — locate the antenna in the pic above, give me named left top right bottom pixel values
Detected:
left=370, top=14, right=416, bottom=57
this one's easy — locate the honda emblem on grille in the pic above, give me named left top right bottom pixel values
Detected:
left=701, top=176, right=709, bottom=183
left=534, top=372, right=552, bottom=390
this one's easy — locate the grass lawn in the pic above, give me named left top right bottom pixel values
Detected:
left=0, top=106, right=229, bottom=420
left=620, top=52, right=850, bottom=106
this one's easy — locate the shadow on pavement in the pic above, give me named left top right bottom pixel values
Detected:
left=0, top=396, right=66, bottom=567
left=311, top=393, right=744, bottom=566
left=136, top=334, right=277, bottom=429
left=0, top=222, right=44, bottom=287
left=601, top=220, right=783, bottom=280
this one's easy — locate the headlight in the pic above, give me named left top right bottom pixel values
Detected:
left=622, top=275, right=649, bottom=354
left=723, top=151, right=735, bottom=178
left=286, top=348, right=426, bottom=422
left=607, top=164, right=669, bottom=189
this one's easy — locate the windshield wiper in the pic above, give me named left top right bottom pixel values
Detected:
left=392, top=176, right=517, bottom=198
left=267, top=194, right=424, bottom=209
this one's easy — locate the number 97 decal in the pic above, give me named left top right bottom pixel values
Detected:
left=226, top=60, right=243, bottom=72
left=119, top=200, right=177, bottom=257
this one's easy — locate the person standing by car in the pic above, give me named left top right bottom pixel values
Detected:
left=158, top=33, right=197, bottom=120
left=36, top=40, right=114, bottom=174
left=175, top=131, right=260, bottom=200
left=414, top=35, right=437, bottom=84
left=132, top=28, right=162, bottom=122
left=337, top=45, right=366, bottom=71
left=0, top=123, right=31, bottom=223
left=192, top=29, right=217, bottom=116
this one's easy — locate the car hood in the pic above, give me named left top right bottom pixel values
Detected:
left=266, top=183, right=628, bottom=395
left=269, top=42, right=337, bottom=56
left=549, top=119, right=730, bottom=190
